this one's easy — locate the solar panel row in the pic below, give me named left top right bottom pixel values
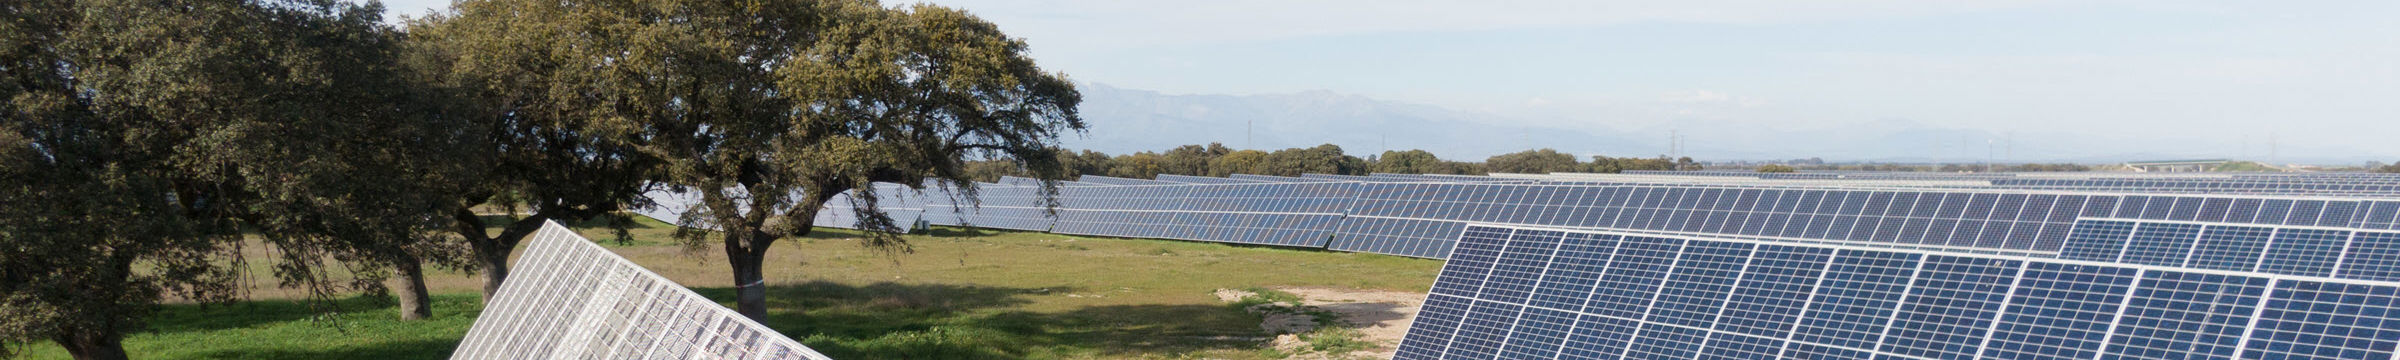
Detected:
left=2054, top=219, right=2400, bottom=283
left=1398, top=224, right=2400, bottom=360
left=643, top=175, right=2400, bottom=262
left=1338, top=183, right=2400, bottom=258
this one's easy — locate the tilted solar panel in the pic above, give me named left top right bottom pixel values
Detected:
left=451, top=221, right=833, bottom=360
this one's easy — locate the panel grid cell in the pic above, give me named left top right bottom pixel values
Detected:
left=1644, top=240, right=1756, bottom=329
left=1790, top=250, right=1923, bottom=350
left=1495, top=307, right=1576, bottom=359
left=2061, top=220, right=2140, bottom=262
left=1714, top=245, right=1837, bottom=339
left=1878, top=255, right=2022, bottom=360
left=2103, top=271, right=2271, bottom=360
left=2122, top=222, right=2205, bottom=266
left=2262, top=229, right=2351, bottom=277
left=2242, top=281, right=2400, bottom=360
left=2190, top=226, right=2276, bottom=272
left=1440, top=300, right=1526, bottom=359
left=1559, top=314, right=1640, bottom=360
left=1477, top=230, right=1566, bottom=304
left=1584, top=236, right=1686, bottom=320
left=1430, top=227, right=1512, bottom=297
left=1983, top=263, right=2139, bottom=360
left=1394, top=295, right=1473, bottom=360
left=1528, top=233, right=1622, bottom=312
left=2339, top=232, right=2400, bottom=282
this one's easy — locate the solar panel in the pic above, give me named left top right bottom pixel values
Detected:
left=2103, top=270, right=2268, bottom=360
left=1982, top=263, right=2138, bottom=360
left=2244, top=281, right=2400, bottom=360
left=451, top=221, right=832, bottom=360
left=1398, top=224, right=2400, bottom=360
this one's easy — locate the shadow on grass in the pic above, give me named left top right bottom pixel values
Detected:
left=145, top=295, right=398, bottom=335
left=920, top=226, right=1000, bottom=238
left=690, top=281, right=1266, bottom=359
left=187, top=338, right=459, bottom=360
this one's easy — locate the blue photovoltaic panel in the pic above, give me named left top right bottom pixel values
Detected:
left=2060, top=220, right=2140, bottom=262
left=2338, top=232, right=2400, bottom=282
left=2261, top=228, right=2351, bottom=277
left=2033, top=195, right=2090, bottom=251
left=1783, top=342, right=1874, bottom=360
left=2228, top=198, right=2266, bottom=223
left=1699, top=331, right=1783, bottom=360
left=1402, top=222, right=2400, bottom=360
left=1441, top=300, right=1524, bottom=359
left=1625, top=323, right=1709, bottom=360
left=1527, top=233, right=1620, bottom=312
left=1429, top=227, right=1511, bottom=298
left=2365, top=201, right=2400, bottom=230
left=2121, top=222, right=2205, bottom=266
left=1982, top=263, right=2138, bottom=360
left=2170, top=197, right=2205, bottom=221
left=2287, top=200, right=2326, bottom=226
left=2259, top=199, right=2296, bottom=225
left=1584, top=236, right=1685, bottom=320
left=1328, top=217, right=1465, bottom=259
left=1478, top=230, right=1565, bottom=304
left=1878, top=255, right=2021, bottom=360
left=1393, top=295, right=1472, bottom=359
left=1790, top=250, right=1922, bottom=350
left=2243, top=281, right=2400, bottom=360
left=2198, top=198, right=2233, bottom=222
left=1712, top=245, right=1836, bottom=340
left=1644, top=240, right=1755, bottom=329
left=2189, top=225, right=2275, bottom=271
left=2102, top=271, right=2269, bottom=360
left=1495, top=307, right=1576, bottom=359
left=1559, top=315, right=1640, bottom=360
left=2320, top=201, right=2359, bottom=228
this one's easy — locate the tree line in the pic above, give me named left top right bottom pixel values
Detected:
left=965, top=145, right=1703, bottom=182
left=2, top=0, right=1078, bottom=358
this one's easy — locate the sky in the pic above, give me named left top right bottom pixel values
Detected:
left=378, top=1, right=2400, bottom=162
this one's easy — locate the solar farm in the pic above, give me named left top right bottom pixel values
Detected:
left=630, top=170, right=2398, bottom=360
left=452, top=170, right=2400, bottom=360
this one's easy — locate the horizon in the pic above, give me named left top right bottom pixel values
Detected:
left=376, top=1, right=2400, bottom=163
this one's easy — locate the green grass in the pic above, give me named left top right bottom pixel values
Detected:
left=15, top=219, right=1442, bottom=359
left=14, top=295, right=482, bottom=359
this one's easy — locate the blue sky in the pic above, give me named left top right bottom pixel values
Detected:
left=379, top=1, right=2400, bottom=162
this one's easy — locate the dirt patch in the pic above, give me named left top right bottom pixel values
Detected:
left=1274, top=287, right=1423, bottom=360
left=1215, top=288, right=1259, bottom=303
left=1216, top=287, right=1425, bottom=359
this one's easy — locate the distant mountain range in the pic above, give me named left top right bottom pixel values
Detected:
left=1061, top=83, right=2391, bottom=165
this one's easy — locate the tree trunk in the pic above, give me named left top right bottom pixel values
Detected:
left=55, top=331, right=128, bottom=360
left=729, top=245, right=769, bottom=323
left=393, top=255, right=433, bottom=321
left=453, top=208, right=528, bottom=300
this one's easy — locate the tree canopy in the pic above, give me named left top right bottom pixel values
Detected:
left=1486, top=149, right=1586, bottom=174
left=2, top=0, right=463, bottom=357
left=1374, top=150, right=1484, bottom=175
left=424, top=0, right=1086, bottom=322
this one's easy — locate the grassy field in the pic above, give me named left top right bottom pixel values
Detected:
left=15, top=217, right=1443, bottom=359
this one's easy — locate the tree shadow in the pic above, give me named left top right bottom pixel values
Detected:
left=920, top=226, right=1000, bottom=238
left=686, top=281, right=1273, bottom=359
left=144, top=295, right=399, bottom=335
left=187, top=338, right=459, bottom=360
